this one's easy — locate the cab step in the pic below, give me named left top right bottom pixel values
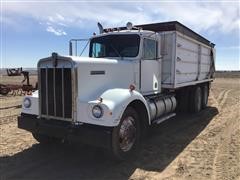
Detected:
left=152, top=113, right=176, bottom=124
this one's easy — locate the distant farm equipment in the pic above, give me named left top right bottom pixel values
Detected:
left=0, top=68, right=38, bottom=96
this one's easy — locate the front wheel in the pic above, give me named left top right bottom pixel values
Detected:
left=111, top=107, right=141, bottom=160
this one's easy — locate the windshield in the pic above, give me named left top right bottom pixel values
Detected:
left=89, top=34, right=140, bottom=58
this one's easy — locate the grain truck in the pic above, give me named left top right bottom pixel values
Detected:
left=18, top=21, right=215, bottom=160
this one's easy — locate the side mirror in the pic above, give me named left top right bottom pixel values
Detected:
left=69, top=39, right=89, bottom=56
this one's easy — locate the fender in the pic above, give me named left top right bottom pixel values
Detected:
left=83, top=88, right=151, bottom=127
left=101, top=88, right=150, bottom=123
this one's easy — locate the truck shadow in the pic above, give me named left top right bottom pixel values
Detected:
left=1, top=106, right=218, bottom=180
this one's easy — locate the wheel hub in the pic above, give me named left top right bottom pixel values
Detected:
left=119, top=116, right=136, bottom=152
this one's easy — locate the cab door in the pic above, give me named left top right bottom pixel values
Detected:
left=140, top=38, right=161, bottom=94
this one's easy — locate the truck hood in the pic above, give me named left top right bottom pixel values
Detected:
left=70, top=56, right=137, bottom=101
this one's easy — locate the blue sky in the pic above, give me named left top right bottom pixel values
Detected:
left=1, top=0, right=239, bottom=70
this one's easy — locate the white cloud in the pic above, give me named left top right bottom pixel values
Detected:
left=144, top=1, right=239, bottom=34
left=2, top=1, right=240, bottom=35
left=46, top=26, right=67, bottom=36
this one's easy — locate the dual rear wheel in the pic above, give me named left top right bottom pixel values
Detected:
left=177, top=83, right=209, bottom=113
left=191, top=83, right=209, bottom=113
left=201, top=85, right=209, bottom=109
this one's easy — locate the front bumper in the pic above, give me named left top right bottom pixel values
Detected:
left=18, top=113, right=112, bottom=148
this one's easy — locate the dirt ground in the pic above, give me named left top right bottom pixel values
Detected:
left=0, top=78, right=239, bottom=180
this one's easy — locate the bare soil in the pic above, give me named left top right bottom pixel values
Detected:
left=0, top=78, right=239, bottom=180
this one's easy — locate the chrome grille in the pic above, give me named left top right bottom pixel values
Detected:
left=39, top=68, right=72, bottom=120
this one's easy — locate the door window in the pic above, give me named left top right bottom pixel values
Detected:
left=92, top=43, right=106, bottom=58
left=143, top=39, right=157, bottom=60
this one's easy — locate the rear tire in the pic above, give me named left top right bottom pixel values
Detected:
left=112, top=107, right=140, bottom=160
left=189, top=86, right=202, bottom=113
left=201, top=84, right=209, bottom=109
left=32, top=133, right=60, bottom=144
left=176, top=88, right=190, bottom=112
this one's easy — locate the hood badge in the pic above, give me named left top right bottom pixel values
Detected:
left=90, top=70, right=105, bottom=75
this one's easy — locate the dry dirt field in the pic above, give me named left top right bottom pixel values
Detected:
left=0, top=77, right=239, bottom=180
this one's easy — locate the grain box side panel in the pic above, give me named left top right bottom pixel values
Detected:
left=198, top=46, right=211, bottom=80
left=175, top=33, right=199, bottom=84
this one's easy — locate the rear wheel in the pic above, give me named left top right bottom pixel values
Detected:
left=201, top=84, right=209, bottom=109
left=189, top=86, right=202, bottom=113
left=112, top=107, right=140, bottom=160
left=32, top=133, right=61, bottom=144
left=176, top=88, right=190, bottom=112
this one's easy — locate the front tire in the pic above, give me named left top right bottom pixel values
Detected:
left=112, top=107, right=140, bottom=160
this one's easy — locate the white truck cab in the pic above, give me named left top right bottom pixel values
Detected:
left=18, top=21, right=215, bottom=160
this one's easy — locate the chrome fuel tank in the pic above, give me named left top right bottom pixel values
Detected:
left=148, top=96, right=177, bottom=121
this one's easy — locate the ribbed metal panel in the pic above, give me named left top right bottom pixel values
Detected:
left=40, top=68, right=72, bottom=119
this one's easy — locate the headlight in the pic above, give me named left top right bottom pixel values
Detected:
left=92, top=105, right=103, bottom=118
left=23, top=98, right=31, bottom=108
